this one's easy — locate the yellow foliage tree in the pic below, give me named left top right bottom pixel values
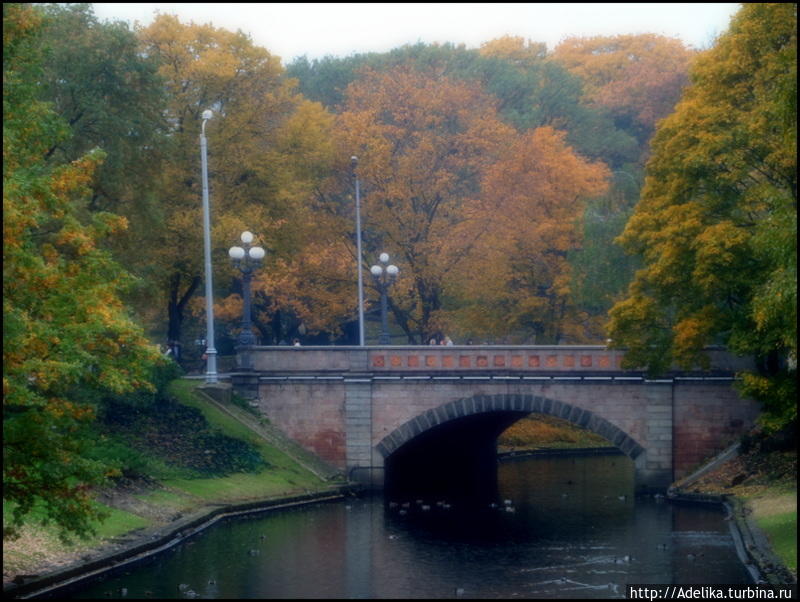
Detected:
left=608, top=4, right=796, bottom=427
left=137, top=15, right=343, bottom=348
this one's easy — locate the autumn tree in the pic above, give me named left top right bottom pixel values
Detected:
left=325, top=64, right=611, bottom=343
left=289, top=40, right=638, bottom=168
left=552, top=33, right=695, bottom=155
left=448, top=127, right=609, bottom=342
left=213, top=99, right=357, bottom=344
left=328, top=65, right=517, bottom=342
left=289, top=41, right=636, bottom=342
left=548, top=34, right=695, bottom=335
left=608, top=4, right=796, bottom=428
left=4, top=4, right=160, bottom=540
left=137, top=15, right=332, bottom=353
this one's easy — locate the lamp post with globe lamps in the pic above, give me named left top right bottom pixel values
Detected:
left=228, top=231, right=266, bottom=346
left=370, top=253, right=399, bottom=345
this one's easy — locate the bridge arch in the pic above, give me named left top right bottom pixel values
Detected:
left=375, top=393, right=645, bottom=461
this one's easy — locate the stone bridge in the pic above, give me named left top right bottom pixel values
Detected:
left=231, top=346, right=760, bottom=493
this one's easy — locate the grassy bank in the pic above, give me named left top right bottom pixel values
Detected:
left=750, top=494, right=796, bottom=575
left=674, top=430, right=797, bottom=580
left=3, top=378, right=342, bottom=583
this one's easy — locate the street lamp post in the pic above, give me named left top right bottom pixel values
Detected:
left=200, top=109, right=218, bottom=384
left=370, top=253, right=399, bottom=345
left=352, top=156, right=365, bottom=346
left=228, top=231, right=265, bottom=346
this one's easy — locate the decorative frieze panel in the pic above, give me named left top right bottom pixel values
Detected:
left=366, top=347, right=623, bottom=372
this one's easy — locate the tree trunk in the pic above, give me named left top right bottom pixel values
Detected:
left=167, top=273, right=200, bottom=359
left=389, top=298, right=418, bottom=344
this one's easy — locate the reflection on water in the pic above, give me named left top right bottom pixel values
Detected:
left=64, top=455, right=752, bottom=599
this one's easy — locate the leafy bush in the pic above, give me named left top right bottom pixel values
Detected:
left=99, top=397, right=265, bottom=477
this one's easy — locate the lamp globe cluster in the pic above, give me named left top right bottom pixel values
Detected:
left=371, top=252, right=400, bottom=345
left=228, top=231, right=265, bottom=347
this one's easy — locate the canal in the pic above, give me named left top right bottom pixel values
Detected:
left=62, top=454, right=752, bottom=599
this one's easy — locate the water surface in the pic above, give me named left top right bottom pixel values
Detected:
left=64, top=454, right=751, bottom=599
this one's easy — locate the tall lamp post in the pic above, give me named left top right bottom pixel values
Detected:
left=200, top=109, right=218, bottom=384
left=370, top=253, right=399, bottom=345
left=228, top=231, right=265, bottom=346
left=352, top=156, right=365, bottom=346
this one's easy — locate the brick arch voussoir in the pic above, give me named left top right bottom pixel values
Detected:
left=375, top=394, right=644, bottom=460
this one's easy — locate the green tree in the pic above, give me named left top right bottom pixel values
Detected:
left=4, top=4, right=160, bottom=541
left=35, top=3, right=168, bottom=335
left=37, top=4, right=166, bottom=215
left=569, top=167, right=643, bottom=336
left=608, top=3, right=796, bottom=428
left=478, top=36, right=638, bottom=168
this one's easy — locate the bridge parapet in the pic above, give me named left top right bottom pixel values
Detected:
left=236, top=345, right=753, bottom=374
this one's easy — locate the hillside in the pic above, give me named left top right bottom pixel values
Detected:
left=3, top=379, right=345, bottom=584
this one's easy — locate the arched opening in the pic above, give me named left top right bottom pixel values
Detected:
left=378, top=394, right=643, bottom=503
left=384, top=410, right=525, bottom=502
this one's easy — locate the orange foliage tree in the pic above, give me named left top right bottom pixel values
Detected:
left=553, top=34, right=694, bottom=152
left=330, top=65, right=514, bottom=342
left=325, top=65, right=609, bottom=343
left=449, top=127, right=609, bottom=342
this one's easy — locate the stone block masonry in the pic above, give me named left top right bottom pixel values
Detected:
left=236, top=346, right=760, bottom=492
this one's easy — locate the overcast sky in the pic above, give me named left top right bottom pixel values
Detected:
left=91, top=3, right=741, bottom=64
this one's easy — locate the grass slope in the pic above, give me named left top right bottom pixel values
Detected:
left=163, top=380, right=327, bottom=499
left=3, top=378, right=338, bottom=581
left=752, top=497, right=797, bottom=574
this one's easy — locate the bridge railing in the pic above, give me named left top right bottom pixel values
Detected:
left=235, top=345, right=754, bottom=374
